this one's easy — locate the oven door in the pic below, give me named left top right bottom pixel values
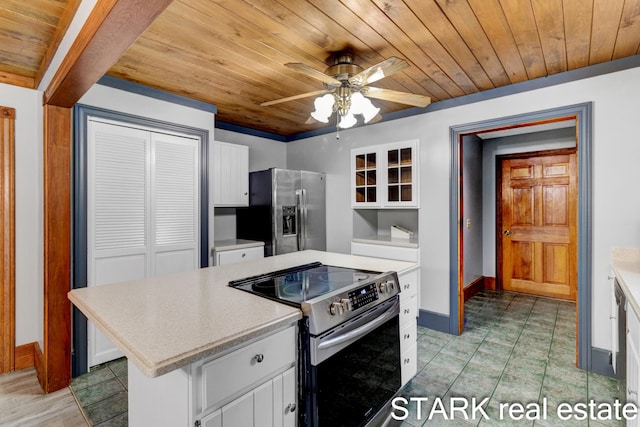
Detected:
left=307, top=297, right=401, bottom=427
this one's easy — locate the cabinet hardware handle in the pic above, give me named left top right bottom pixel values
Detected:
left=286, top=403, right=296, bottom=413
left=254, top=354, right=264, bottom=363
left=244, top=192, right=248, bottom=196
left=629, top=388, right=638, bottom=396
left=404, top=334, right=410, bottom=339
left=608, top=275, right=616, bottom=280
left=242, top=253, right=246, bottom=257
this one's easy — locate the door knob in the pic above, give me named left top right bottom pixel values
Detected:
left=503, top=230, right=511, bottom=236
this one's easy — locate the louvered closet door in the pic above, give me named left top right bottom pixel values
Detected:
left=87, top=120, right=200, bottom=367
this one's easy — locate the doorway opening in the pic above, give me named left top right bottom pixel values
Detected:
left=449, top=103, right=592, bottom=370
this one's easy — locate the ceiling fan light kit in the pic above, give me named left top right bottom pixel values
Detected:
left=261, top=51, right=431, bottom=135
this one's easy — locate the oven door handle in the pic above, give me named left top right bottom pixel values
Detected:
left=317, top=300, right=399, bottom=350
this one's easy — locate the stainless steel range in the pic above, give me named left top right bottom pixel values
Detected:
left=230, top=262, right=402, bottom=427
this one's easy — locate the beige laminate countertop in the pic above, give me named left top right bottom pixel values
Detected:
left=611, top=247, right=640, bottom=317
left=68, top=250, right=418, bottom=378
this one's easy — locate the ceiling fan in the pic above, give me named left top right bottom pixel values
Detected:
left=260, top=51, right=431, bottom=131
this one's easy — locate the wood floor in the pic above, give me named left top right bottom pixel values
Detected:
left=0, top=367, right=88, bottom=426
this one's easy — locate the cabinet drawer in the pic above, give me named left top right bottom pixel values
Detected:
left=628, top=303, right=640, bottom=352
left=401, top=343, right=417, bottom=386
left=200, top=326, right=296, bottom=411
left=400, top=295, right=417, bottom=325
left=351, top=242, right=419, bottom=262
left=398, top=270, right=418, bottom=302
left=400, top=319, right=417, bottom=355
left=216, top=246, right=264, bottom=266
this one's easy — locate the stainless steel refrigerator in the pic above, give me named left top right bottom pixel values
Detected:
left=236, top=168, right=326, bottom=256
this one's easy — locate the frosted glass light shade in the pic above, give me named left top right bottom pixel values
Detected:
left=338, top=111, right=357, bottom=128
left=310, top=94, right=335, bottom=123
left=350, top=92, right=380, bottom=123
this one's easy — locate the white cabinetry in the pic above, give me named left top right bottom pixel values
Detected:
left=398, top=270, right=418, bottom=386
left=628, top=304, right=640, bottom=426
left=213, top=239, right=264, bottom=266
left=351, top=242, right=419, bottom=386
left=351, top=140, right=419, bottom=208
left=128, top=325, right=297, bottom=427
left=213, top=141, right=249, bottom=207
left=214, top=245, right=264, bottom=266
left=201, top=367, right=296, bottom=427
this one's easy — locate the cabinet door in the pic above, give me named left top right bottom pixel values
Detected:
left=213, top=142, right=249, bottom=206
left=282, top=367, right=297, bottom=427
left=352, top=149, right=379, bottom=207
left=202, top=410, right=222, bottom=427
left=384, top=140, right=418, bottom=208
left=222, top=391, right=254, bottom=426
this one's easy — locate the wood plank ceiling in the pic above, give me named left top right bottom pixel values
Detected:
left=2, top=0, right=640, bottom=137
left=0, top=0, right=80, bottom=88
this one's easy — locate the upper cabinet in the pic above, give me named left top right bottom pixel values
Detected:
left=213, top=141, right=249, bottom=207
left=351, top=140, right=419, bottom=208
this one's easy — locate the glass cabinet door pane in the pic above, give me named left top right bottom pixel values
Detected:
left=366, top=153, right=376, bottom=168
left=388, top=168, right=399, bottom=184
left=400, top=148, right=412, bottom=165
left=401, top=185, right=412, bottom=201
left=367, top=187, right=377, bottom=203
left=367, top=170, right=377, bottom=185
left=401, top=166, right=412, bottom=183
left=388, top=185, right=399, bottom=202
left=356, top=171, right=365, bottom=186
left=388, top=150, right=399, bottom=167
left=356, top=154, right=365, bottom=170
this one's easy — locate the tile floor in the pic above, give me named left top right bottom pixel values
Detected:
left=70, top=290, right=625, bottom=426
left=400, top=290, right=625, bottom=426
left=71, top=357, right=128, bottom=426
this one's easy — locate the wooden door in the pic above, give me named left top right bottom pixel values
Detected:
left=500, top=152, right=577, bottom=300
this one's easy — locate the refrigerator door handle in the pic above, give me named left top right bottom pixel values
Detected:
left=301, top=188, right=308, bottom=250
left=296, top=189, right=304, bottom=251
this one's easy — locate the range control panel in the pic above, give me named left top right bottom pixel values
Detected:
left=349, top=283, right=379, bottom=310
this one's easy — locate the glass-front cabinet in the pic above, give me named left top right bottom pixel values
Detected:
left=351, top=139, right=419, bottom=208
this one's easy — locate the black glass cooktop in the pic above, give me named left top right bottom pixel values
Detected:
left=229, top=262, right=380, bottom=306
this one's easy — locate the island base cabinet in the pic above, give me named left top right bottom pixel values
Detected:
left=627, top=304, right=640, bottom=427
left=201, top=366, right=296, bottom=427
left=128, top=361, right=191, bottom=427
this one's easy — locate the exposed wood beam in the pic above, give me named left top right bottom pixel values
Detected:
left=42, top=0, right=175, bottom=393
left=44, top=0, right=175, bottom=107
left=42, top=104, right=72, bottom=392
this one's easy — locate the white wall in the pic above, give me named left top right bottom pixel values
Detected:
left=0, top=83, right=44, bottom=347
left=287, top=65, right=640, bottom=351
left=462, top=135, right=483, bottom=286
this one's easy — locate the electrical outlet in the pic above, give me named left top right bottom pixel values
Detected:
left=466, top=219, right=471, bottom=229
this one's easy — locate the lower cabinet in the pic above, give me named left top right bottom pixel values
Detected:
left=127, top=325, right=297, bottom=427
left=627, top=304, right=640, bottom=426
left=398, top=270, right=418, bottom=386
left=352, top=241, right=420, bottom=386
left=201, top=367, right=296, bottom=427
left=214, top=245, right=264, bottom=266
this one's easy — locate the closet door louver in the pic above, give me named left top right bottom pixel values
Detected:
left=94, top=127, right=148, bottom=253
left=152, top=133, right=199, bottom=276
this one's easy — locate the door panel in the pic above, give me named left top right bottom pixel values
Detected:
left=300, top=171, right=326, bottom=251
left=273, top=169, right=301, bottom=255
left=501, top=153, right=577, bottom=300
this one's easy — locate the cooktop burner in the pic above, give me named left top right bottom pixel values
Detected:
left=229, top=262, right=380, bottom=306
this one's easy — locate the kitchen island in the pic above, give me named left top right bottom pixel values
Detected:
left=68, top=250, right=418, bottom=427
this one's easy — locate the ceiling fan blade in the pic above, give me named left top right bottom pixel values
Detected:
left=260, top=89, right=331, bottom=107
left=348, top=57, right=409, bottom=86
left=285, top=63, right=342, bottom=87
left=364, top=87, right=431, bottom=108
